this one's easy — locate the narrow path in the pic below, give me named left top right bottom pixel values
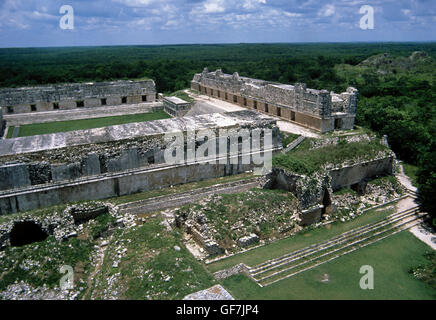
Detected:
left=396, top=163, right=436, bottom=250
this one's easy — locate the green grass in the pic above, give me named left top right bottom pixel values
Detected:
left=221, top=232, right=436, bottom=300
left=281, top=133, right=300, bottom=148
left=13, top=111, right=171, bottom=138
left=207, top=204, right=396, bottom=273
left=87, top=217, right=216, bottom=300
left=0, top=211, right=115, bottom=296
left=5, top=126, right=15, bottom=139
left=403, top=163, right=419, bottom=187
left=273, top=140, right=390, bottom=175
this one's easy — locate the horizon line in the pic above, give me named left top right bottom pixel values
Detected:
left=1, top=40, right=436, bottom=50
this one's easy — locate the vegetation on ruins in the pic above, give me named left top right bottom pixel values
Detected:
left=0, top=202, right=216, bottom=300
left=175, top=189, right=299, bottom=253
left=272, top=140, right=391, bottom=176
left=1, top=44, right=432, bottom=217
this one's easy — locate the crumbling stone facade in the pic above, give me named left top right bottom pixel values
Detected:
left=0, top=110, right=282, bottom=214
left=163, top=96, right=192, bottom=117
left=0, top=80, right=156, bottom=114
left=191, top=68, right=358, bottom=133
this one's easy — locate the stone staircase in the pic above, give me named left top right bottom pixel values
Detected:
left=244, top=205, right=427, bottom=287
left=281, top=136, right=306, bottom=154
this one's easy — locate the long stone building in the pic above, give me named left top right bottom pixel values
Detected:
left=0, top=80, right=156, bottom=114
left=0, top=110, right=282, bottom=214
left=191, top=68, right=358, bottom=133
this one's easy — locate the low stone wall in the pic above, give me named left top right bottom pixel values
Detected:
left=329, top=156, right=395, bottom=191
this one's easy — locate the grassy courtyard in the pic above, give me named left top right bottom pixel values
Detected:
left=7, top=110, right=171, bottom=138
left=220, top=231, right=436, bottom=300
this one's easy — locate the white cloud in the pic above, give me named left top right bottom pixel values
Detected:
left=112, top=0, right=155, bottom=7
left=318, top=4, right=335, bottom=17
left=203, top=0, right=226, bottom=14
left=243, top=0, right=266, bottom=10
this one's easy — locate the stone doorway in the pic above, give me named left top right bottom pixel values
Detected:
left=321, top=189, right=332, bottom=217
left=9, top=221, right=48, bottom=247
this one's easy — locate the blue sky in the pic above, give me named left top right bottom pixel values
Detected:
left=0, top=0, right=435, bottom=47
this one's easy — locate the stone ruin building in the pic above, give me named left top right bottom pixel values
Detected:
left=163, top=96, right=192, bottom=117
left=0, top=80, right=156, bottom=114
left=0, top=110, right=281, bottom=215
left=191, top=68, right=358, bottom=133
left=0, top=71, right=395, bottom=231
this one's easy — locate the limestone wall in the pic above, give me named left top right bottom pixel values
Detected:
left=0, top=107, right=3, bottom=138
left=270, top=155, right=395, bottom=226
left=163, top=96, right=192, bottom=117
left=0, top=80, right=156, bottom=114
left=329, top=156, right=395, bottom=191
left=0, top=110, right=282, bottom=214
left=191, top=69, right=358, bottom=132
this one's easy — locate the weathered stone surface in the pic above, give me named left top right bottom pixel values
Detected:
left=0, top=80, right=156, bottom=114
left=238, top=233, right=259, bottom=247
left=163, top=96, right=192, bottom=117
left=183, top=285, right=234, bottom=300
left=0, top=163, right=31, bottom=190
left=191, top=69, right=358, bottom=132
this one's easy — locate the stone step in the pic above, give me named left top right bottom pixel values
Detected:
left=253, top=209, right=421, bottom=279
left=257, top=214, right=427, bottom=286
left=250, top=205, right=420, bottom=274
left=281, top=136, right=306, bottom=154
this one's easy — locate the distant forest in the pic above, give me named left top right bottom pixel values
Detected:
left=0, top=43, right=434, bottom=220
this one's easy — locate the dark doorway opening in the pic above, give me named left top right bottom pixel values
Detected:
left=233, top=95, right=238, bottom=103
left=76, top=101, right=84, bottom=108
left=53, top=102, right=60, bottom=110
left=253, top=101, right=257, bottom=109
left=121, top=97, right=127, bottom=104
left=265, top=104, right=269, bottom=113
left=10, top=221, right=48, bottom=247
left=321, top=190, right=332, bottom=216
left=277, top=107, right=281, bottom=117
left=101, top=98, right=107, bottom=106
left=30, top=104, right=37, bottom=112
left=291, top=111, right=296, bottom=121
left=335, top=118, right=343, bottom=130
left=142, top=95, right=147, bottom=102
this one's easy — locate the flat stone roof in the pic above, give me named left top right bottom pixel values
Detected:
left=164, top=96, right=189, bottom=105
left=0, top=110, right=276, bottom=157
